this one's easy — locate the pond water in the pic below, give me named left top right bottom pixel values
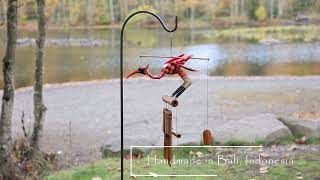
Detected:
left=0, top=28, right=320, bottom=88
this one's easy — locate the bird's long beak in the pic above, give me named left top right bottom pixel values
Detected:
left=126, top=70, right=140, bottom=78
left=185, top=55, right=193, bottom=60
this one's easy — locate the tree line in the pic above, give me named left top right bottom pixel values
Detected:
left=1, top=0, right=319, bottom=27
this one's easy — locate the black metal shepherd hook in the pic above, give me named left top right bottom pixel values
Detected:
left=120, top=11, right=178, bottom=179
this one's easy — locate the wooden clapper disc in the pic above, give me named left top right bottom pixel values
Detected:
left=163, top=108, right=172, bottom=166
left=203, top=129, right=212, bottom=145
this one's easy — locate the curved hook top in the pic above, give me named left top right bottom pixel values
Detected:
left=121, top=10, right=178, bottom=33
left=119, top=10, right=177, bottom=180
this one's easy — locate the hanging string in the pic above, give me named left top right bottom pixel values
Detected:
left=170, top=33, right=173, bottom=56
left=206, top=60, right=209, bottom=129
left=175, top=107, right=178, bottom=141
left=175, top=106, right=179, bottom=176
left=139, top=56, right=143, bottom=67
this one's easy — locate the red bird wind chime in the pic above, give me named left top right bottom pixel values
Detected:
left=127, top=54, right=212, bottom=166
left=127, top=54, right=195, bottom=106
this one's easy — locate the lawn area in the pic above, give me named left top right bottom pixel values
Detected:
left=43, top=150, right=320, bottom=180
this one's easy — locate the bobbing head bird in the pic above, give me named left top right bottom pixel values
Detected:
left=126, top=54, right=197, bottom=99
left=126, top=54, right=212, bottom=167
left=127, top=54, right=198, bottom=167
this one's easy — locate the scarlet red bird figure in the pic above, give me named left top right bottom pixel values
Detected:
left=127, top=54, right=197, bottom=102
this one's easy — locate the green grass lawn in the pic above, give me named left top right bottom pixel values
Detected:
left=43, top=150, right=320, bottom=180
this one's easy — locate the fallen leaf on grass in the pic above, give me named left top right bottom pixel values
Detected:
left=108, top=168, right=118, bottom=172
left=125, top=152, right=143, bottom=160
left=295, top=136, right=306, bottom=145
left=196, top=151, right=204, bottom=158
left=259, top=166, right=269, bottom=174
left=296, top=172, right=303, bottom=179
left=288, top=144, right=298, bottom=151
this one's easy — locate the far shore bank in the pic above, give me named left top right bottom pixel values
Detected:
left=2, top=25, right=320, bottom=46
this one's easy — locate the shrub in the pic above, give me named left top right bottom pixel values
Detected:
left=255, top=6, right=267, bottom=21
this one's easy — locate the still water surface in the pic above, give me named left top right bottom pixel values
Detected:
left=0, top=28, right=320, bottom=88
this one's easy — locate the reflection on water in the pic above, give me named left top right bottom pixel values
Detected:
left=0, top=29, right=320, bottom=88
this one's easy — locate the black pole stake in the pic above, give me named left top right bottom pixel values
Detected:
left=120, top=11, right=178, bottom=179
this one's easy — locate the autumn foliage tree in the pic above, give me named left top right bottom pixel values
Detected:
left=15, top=0, right=319, bottom=26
